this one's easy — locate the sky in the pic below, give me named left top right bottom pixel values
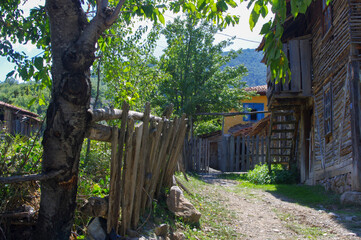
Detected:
left=0, top=1, right=272, bottom=82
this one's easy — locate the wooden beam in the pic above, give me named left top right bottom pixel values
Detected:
left=90, top=107, right=164, bottom=123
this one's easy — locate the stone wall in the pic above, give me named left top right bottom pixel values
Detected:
left=317, top=172, right=352, bottom=194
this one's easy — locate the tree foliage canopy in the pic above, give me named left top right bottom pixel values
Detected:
left=155, top=16, right=250, bottom=118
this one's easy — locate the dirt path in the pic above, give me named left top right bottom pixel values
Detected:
left=196, top=171, right=361, bottom=240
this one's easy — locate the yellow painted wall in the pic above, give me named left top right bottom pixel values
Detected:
left=223, top=95, right=269, bottom=134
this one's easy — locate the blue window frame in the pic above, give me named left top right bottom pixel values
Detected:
left=243, top=103, right=264, bottom=122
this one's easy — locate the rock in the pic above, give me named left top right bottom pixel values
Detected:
left=170, top=232, right=186, bottom=240
left=166, top=186, right=201, bottom=224
left=340, top=191, right=361, bottom=206
left=80, top=196, right=108, bottom=218
left=155, top=224, right=169, bottom=237
left=127, top=229, right=140, bottom=238
left=86, top=217, right=107, bottom=240
left=328, top=212, right=339, bottom=219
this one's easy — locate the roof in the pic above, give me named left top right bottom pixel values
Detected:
left=244, top=85, right=267, bottom=96
left=0, top=101, right=40, bottom=120
left=233, top=115, right=270, bottom=137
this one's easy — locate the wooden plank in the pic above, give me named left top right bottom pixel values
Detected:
left=261, top=137, right=265, bottom=164
left=132, top=103, right=151, bottom=229
left=255, top=135, right=260, bottom=167
left=124, top=123, right=143, bottom=233
left=230, top=136, right=235, bottom=171
left=236, top=136, right=240, bottom=171
left=282, top=43, right=290, bottom=91
left=163, top=115, right=188, bottom=188
left=289, top=40, right=301, bottom=92
left=221, top=136, right=227, bottom=172
left=349, top=59, right=361, bottom=191
left=107, top=101, right=129, bottom=233
left=120, top=118, right=135, bottom=235
left=156, top=117, right=179, bottom=198
left=246, top=136, right=250, bottom=170
left=241, top=137, right=246, bottom=171
left=149, top=120, right=175, bottom=203
left=300, top=39, right=312, bottom=95
left=141, top=120, right=158, bottom=212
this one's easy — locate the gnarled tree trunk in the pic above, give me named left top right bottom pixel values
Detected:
left=35, top=0, right=123, bottom=239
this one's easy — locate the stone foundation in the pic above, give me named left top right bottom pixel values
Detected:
left=317, top=172, right=352, bottom=194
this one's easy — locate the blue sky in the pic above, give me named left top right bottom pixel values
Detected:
left=0, top=1, right=271, bottom=82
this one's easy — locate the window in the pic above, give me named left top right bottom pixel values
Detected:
left=322, top=0, right=332, bottom=34
left=323, top=82, right=332, bottom=137
left=243, top=103, right=264, bottom=122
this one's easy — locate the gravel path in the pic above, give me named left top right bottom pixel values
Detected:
left=197, top=171, right=361, bottom=240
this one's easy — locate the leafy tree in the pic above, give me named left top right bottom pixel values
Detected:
left=100, top=23, right=163, bottom=111
left=0, top=78, right=50, bottom=115
left=156, top=16, right=250, bottom=119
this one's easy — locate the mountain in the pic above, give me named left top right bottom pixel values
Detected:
left=225, top=48, right=267, bottom=87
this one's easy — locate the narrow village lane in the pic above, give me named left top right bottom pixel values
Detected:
left=194, top=172, right=361, bottom=240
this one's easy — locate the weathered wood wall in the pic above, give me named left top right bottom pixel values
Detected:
left=310, top=0, right=354, bottom=191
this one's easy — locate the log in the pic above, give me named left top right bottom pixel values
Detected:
left=86, top=123, right=113, bottom=142
left=174, top=176, right=192, bottom=196
left=90, top=107, right=164, bottom=123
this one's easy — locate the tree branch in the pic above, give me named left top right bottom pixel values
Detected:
left=106, top=0, right=126, bottom=25
left=0, top=170, right=65, bottom=184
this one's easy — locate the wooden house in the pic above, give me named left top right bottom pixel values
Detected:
left=262, top=0, right=361, bottom=193
left=0, top=101, right=41, bottom=136
left=224, top=85, right=270, bottom=133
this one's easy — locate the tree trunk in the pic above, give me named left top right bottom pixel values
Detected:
left=35, top=0, right=123, bottom=238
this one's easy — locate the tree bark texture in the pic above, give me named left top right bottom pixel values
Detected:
left=35, top=0, right=123, bottom=238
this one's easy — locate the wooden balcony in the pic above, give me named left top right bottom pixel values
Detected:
left=267, top=38, right=312, bottom=106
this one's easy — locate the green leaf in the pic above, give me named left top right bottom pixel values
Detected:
left=158, top=12, right=165, bottom=24
left=34, top=57, right=43, bottom=70
left=6, top=70, right=15, bottom=78
left=260, top=21, right=271, bottom=34
left=39, top=94, right=46, bottom=106
left=249, top=9, right=260, bottom=31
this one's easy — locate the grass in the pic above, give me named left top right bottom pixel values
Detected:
left=272, top=208, right=325, bottom=239
left=172, top=173, right=242, bottom=239
left=221, top=173, right=340, bottom=208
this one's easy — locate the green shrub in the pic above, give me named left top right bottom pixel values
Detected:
left=246, top=164, right=297, bottom=185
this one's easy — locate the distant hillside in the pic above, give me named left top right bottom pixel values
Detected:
left=225, top=49, right=266, bottom=87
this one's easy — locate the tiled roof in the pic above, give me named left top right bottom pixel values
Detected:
left=244, top=85, right=267, bottom=95
left=0, top=101, right=40, bottom=118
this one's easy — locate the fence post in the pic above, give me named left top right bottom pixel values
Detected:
left=241, top=136, right=246, bottom=171
left=261, top=137, right=267, bottom=164
left=255, top=135, right=260, bottom=167
left=236, top=136, right=240, bottom=171
left=246, top=136, right=250, bottom=171
left=230, top=135, right=235, bottom=172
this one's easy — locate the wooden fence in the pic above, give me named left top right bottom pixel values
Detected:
left=88, top=102, right=187, bottom=235
left=184, top=135, right=268, bottom=173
